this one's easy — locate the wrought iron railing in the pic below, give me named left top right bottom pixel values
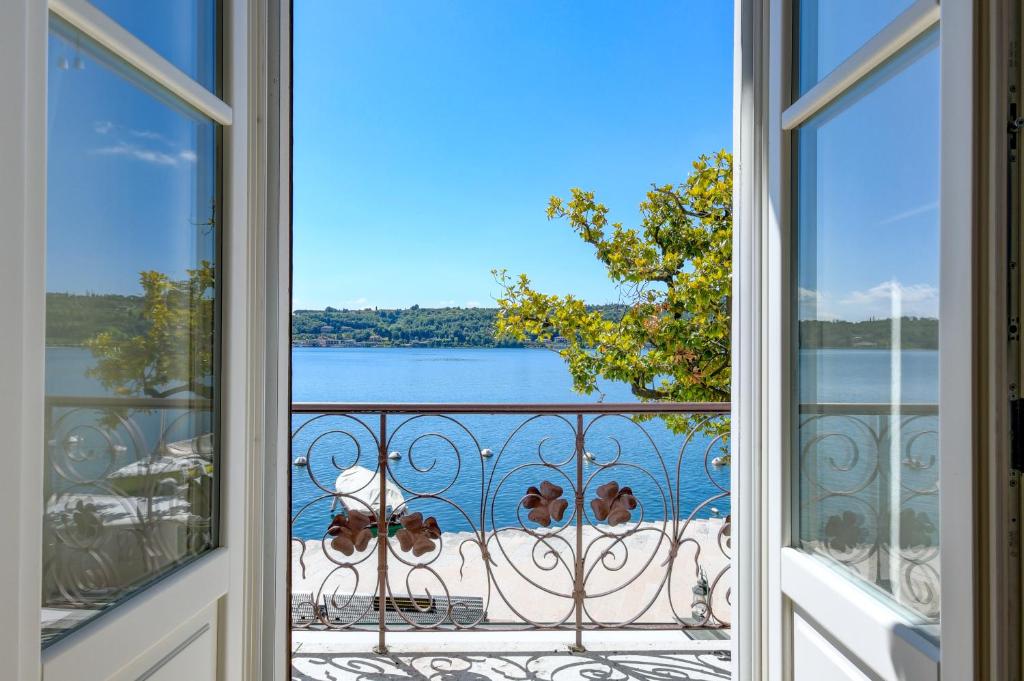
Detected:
left=42, top=395, right=216, bottom=644
left=797, top=403, right=940, bottom=622
left=289, top=402, right=731, bottom=652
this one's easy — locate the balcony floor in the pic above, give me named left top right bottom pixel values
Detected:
left=292, top=631, right=731, bottom=680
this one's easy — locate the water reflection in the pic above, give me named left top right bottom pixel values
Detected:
left=43, top=21, right=219, bottom=646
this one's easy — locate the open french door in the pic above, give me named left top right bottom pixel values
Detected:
left=754, top=0, right=982, bottom=679
left=0, top=1, right=291, bottom=680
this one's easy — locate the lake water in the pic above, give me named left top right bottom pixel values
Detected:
left=45, top=346, right=939, bottom=539
left=290, top=348, right=731, bottom=538
left=288, top=347, right=937, bottom=539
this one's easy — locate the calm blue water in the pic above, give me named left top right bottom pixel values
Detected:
left=798, top=348, right=938, bottom=403
left=44, top=346, right=939, bottom=540
left=290, top=348, right=732, bottom=539
left=290, top=347, right=937, bottom=539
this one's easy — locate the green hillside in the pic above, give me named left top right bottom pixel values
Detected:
left=44, top=293, right=938, bottom=351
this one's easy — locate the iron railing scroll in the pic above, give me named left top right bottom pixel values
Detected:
left=42, top=395, right=216, bottom=644
left=797, top=403, right=940, bottom=622
left=289, top=402, right=732, bottom=652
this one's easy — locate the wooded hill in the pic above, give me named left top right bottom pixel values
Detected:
left=799, top=317, right=938, bottom=349
left=291, top=305, right=628, bottom=347
left=45, top=293, right=938, bottom=350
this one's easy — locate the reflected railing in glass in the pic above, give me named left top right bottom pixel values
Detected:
left=797, top=402, right=939, bottom=623
left=289, top=403, right=731, bottom=651
left=41, top=396, right=215, bottom=645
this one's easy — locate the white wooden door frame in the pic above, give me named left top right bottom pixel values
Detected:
left=0, top=0, right=290, bottom=678
left=748, top=0, right=982, bottom=678
left=0, top=0, right=49, bottom=679
left=732, top=0, right=769, bottom=677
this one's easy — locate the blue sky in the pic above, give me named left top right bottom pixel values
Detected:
left=47, top=22, right=216, bottom=297
left=293, top=1, right=734, bottom=310
left=44, top=2, right=936, bottom=323
left=796, top=29, right=939, bottom=322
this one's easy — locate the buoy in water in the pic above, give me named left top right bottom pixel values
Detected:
left=293, top=456, right=308, bottom=466
left=480, top=448, right=493, bottom=458
left=388, top=451, right=401, bottom=460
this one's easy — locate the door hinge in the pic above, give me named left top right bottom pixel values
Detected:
left=1012, top=399, right=1024, bottom=472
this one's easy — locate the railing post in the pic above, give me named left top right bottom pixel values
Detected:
left=570, top=412, right=585, bottom=653
left=374, top=412, right=388, bottom=655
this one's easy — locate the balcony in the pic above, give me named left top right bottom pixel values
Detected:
left=289, top=402, right=733, bottom=670
left=38, top=396, right=937, bottom=678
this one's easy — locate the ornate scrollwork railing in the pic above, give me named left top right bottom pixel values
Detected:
left=42, top=395, right=215, bottom=644
left=289, top=402, right=731, bottom=651
left=797, top=403, right=939, bottom=622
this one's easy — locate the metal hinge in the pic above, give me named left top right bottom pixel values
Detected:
left=1012, top=398, right=1024, bottom=472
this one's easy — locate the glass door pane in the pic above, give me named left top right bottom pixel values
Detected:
left=793, top=29, right=940, bottom=630
left=42, top=19, right=220, bottom=646
left=794, top=0, right=916, bottom=95
left=87, top=0, right=219, bottom=94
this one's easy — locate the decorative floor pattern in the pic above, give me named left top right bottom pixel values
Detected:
left=292, top=650, right=731, bottom=681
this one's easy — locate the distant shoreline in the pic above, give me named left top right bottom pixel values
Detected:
left=45, top=293, right=938, bottom=351
left=291, top=340, right=562, bottom=350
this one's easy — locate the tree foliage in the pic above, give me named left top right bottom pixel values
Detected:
left=86, top=262, right=216, bottom=399
left=494, top=150, right=732, bottom=418
left=291, top=305, right=626, bottom=347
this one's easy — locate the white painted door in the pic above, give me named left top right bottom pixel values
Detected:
left=762, top=1, right=976, bottom=679
left=0, top=0, right=271, bottom=679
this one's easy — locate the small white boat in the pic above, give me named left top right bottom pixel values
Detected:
left=331, top=465, right=405, bottom=516
left=711, top=456, right=727, bottom=467
left=293, top=456, right=308, bottom=467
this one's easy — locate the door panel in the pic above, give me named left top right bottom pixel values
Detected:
left=42, top=14, right=220, bottom=645
left=764, top=0, right=968, bottom=678
left=37, top=1, right=240, bottom=679
left=792, top=25, right=941, bottom=628
left=782, top=548, right=938, bottom=681
left=793, top=614, right=870, bottom=681
left=109, top=604, right=217, bottom=681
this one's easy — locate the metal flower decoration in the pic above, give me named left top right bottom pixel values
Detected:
left=326, top=509, right=374, bottom=556
left=395, top=512, right=442, bottom=557
left=899, top=509, right=935, bottom=549
left=522, top=481, right=568, bottom=527
left=823, top=510, right=866, bottom=553
left=69, top=500, right=103, bottom=539
left=590, top=481, right=638, bottom=527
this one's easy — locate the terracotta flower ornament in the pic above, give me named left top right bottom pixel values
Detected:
left=590, top=481, right=638, bottom=527
left=326, top=509, right=375, bottom=556
left=522, top=481, right=568, bottom=527
left=824, top=510, right=866, bottom=553
left=396, top=512, right=442, bottom=557
left=899, top=509, right=935, bottom=549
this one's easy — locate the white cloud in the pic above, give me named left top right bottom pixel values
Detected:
left=876, top=201, right=939, bottom=227
left=91, top=123, right=198, bottom=166
left=842, top=281, right=938, bottom=307
left=802, top=280, right=939, bottom=321
left=798, top=287, right=819, bottom=301
left=130, top=128, right=167, bottom=142
left=92, top=143, right=179, bottom=166
left=798, top=287, right=837, bottom=321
